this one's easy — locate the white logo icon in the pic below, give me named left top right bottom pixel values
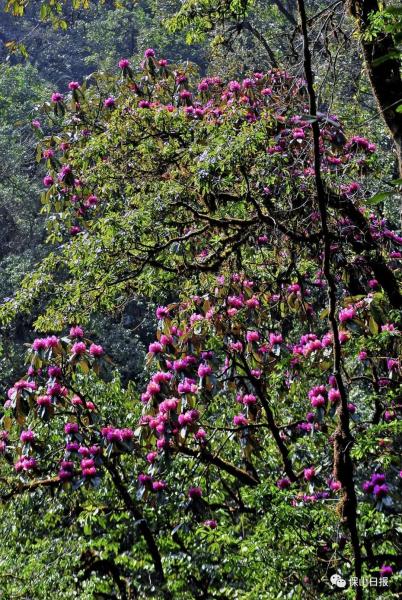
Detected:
left=330, top=573, right=347, bottom=588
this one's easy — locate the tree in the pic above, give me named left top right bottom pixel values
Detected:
left=1, top=45, right=401, bottom=598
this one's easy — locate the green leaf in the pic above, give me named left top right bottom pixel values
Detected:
left=366, top=191, right=393, bottom=205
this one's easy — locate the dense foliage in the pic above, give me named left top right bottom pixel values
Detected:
left=0, top=1, right=401, bottom=598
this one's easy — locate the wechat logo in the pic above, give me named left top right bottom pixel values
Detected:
left=330, top=573, right=347, bottom=588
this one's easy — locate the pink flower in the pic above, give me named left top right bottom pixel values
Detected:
left=269, top=332, right=283, bottom=345
left=381, top=323, right=396, bottom=332
left=43, top=175, right=54, bottom=187
left=68, top=81, right=80, bottom=90
left=32, top=338, right=47, bottom=351
left=203, top=519, right=217, bottom=528
left=89, top=343, right=104, bottom=357
left=152, top=480, right=166, bottom=492
left=328, top=388, right=341, bottom=403
left=233, top=414, right=248, bottom=426
left=149, top=341, right=163, bottom=353
left=51, top=92, right=63, bottom=103
left=373, top=483, right=389, bottom=498
left=64, top=422, right=79, bottom=435
left=380, top=565, right=393, bottom=577
left=304, top=467, right=315, bottom=481
left=138, top=100, right=151, bottom=109
left=70, top=325, right=84, bottom=338
left=198, top=363, right=212, bottom=377
left=86, top=195, right=98, bottom=206
left=246, top=330, right=260, bottom=343
left=146, top=451, right=158, bottom=463
left=277, top=477, right=291, bottom=489
left=242, top=394, right=257, bottom=406
left=144, top=48, right=155, bottom=58
left=310, top=394, right=325, bottom=408
left=228, top=80, right=241, bottom=93
left=37, top=395, right=51, bottom=407
left=15, top=456, right=37, bottom=472
left=104, top=97, right=115, bottom=108
left=246, top=296, right=260, bottom=309
left=195, top=428, right=207, bottom=440
left=71, top=341, right=86, bottom=355
left=188, top=486, right=202, bottom=499
left=387, top=358, right=398, bottom=371
left=229, top=341, right=243, bottom=352
left=118, top=58, right=130, bottom=69
left=156, top=306, right=169, bottom=320
left=339, top=307, right=355, bottom=322
left=20, top=430, right=35, bottom=443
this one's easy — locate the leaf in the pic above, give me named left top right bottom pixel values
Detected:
left=2, top=416, right=13, bottom=431
left=368, top=316, right=379, bottom=335
left=366, top=191, right=393, bottom=205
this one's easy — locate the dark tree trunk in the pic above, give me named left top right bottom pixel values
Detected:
left=348, top=0, right=402, bottom=176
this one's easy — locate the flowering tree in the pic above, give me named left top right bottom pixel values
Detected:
left=1, top=38, right=402, bottom=599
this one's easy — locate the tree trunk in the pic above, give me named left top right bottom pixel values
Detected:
left=348, top=0, right=402, bottom=177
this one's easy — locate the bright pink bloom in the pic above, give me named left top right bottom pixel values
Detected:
left=71, top=341, right=86, bottom=355
left=304, top=467, right=315, bottom=481
left=89, top=343, right=104, bottom=357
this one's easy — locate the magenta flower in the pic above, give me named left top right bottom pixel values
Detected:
left=188, top=486, right=202, bottom=499
left=70, top=325, right=84, bottom=338
left=304, top=467, right=315, bottom=481
left=339, top=307, right=355, bottom=322
left=152, top=480, right=166, bottom=492
left=228, top=81, right=241, bottom=93
left=156, top=306, right=169, bottom=319
left=269, top=332, right=283, bottom=345
left=203, top=519, right=217, bottom=529
left=373, top=483, right=389, bottom=498
left=138, top=473, right=152, bottom=486
left=194, top=428, right=207, bottom=440
left=71, top=341, right=86, bottom=355
left=198, top=363, right=212, bottom=377
left=310, top=394, right=325, bottom=408
left=51, top=92, right=63, bottom=103
left=68, top=81, right=80, bottom=90
left=149, top=341, right=163, bottom=354
left=89, top=343, right=104, bottom=357
left=59, top=469, right=74, bottom=481
left=64, top=422, right=79, bottom=435
left=138, top=100, right=151, bottom=109
left=43, top=175, right=54, bottom=187
left=246, top=330, right=260, bottom=343
left=20, top=430, right=35, bottom=444
left=144, top=48, right=155, bottom=58
left=118, top=58, right=130, bottom=69
left=233, top=414, right=248, bottom=426
left=328, top=388, right=341, bottom=403
left=104, top=97, right=115, bottom=108
left=380, top=565, right=393, bottom=577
